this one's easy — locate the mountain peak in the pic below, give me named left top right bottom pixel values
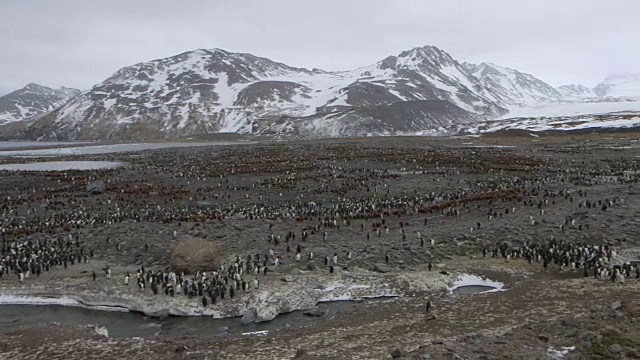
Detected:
left=23, top=83, right=49, bottom=91
left=0, top=84, right=80, bottom=125
left=398, top=45, right=453, bottom=62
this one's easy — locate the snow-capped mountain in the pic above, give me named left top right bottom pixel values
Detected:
left=22, top=46, right=508, bottom=140
left=0, top=84, right=80, bottom=125
left=5, top=45, right=635, bottom=141
left=462, top=62, right=563, bottom=107
left=556, top=84, right=595, bottom=99
left=593, top=74, right=640, bottom=98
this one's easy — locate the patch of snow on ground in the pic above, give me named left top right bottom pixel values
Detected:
left=547, top=346, right=576, bottom=359
left=448, top=273, right=505, bottom=294
left=242, top=330, right=269, bottom=336
left=321, top=283, right=345, bottom=292
left=348, top=285, right=371, bottom=290
left=317, top=282, right=397, bottom=302
left=319, top=294, right=353, bottom=302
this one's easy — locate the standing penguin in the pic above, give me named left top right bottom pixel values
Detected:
left=425, top=298, right=433, bottom=314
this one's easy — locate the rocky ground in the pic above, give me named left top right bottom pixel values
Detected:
left=0, top=132, right=640, bottom=359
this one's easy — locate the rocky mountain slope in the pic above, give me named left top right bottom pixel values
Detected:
left=0, top=84, right=79, bottom=125
left=594, top=74, right=640, bottom=98
left=556, top=84, right=596, bottom=99
left=462, top=62, right=565, bottom=106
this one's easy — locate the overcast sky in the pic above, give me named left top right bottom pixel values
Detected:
left=1, top=0, right=638, bottom=95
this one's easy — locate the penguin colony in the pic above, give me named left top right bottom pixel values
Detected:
left=0, top=141, right=639, bottom=309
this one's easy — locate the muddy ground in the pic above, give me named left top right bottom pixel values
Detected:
left=0, top=133, right=640, bottom=359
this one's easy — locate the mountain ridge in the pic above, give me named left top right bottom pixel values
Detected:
left=18, top=45, right=510, bottom=140
left=3, top=45, right=638, bottom=141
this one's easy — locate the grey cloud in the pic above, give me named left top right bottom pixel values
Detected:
left=0, top=0, right=638, bottom=94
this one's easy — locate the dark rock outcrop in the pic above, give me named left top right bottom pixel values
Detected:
left=374, top=263, right=392, bottom=273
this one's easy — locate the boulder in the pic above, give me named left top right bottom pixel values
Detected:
left=255, top=304, right=279, bottom=323
left=241, top=308, right=257, bottom=324
left=170, top=236, right=222, bottom=274
left=374, top=263, right=392, bottom=273
left=390, top=346, right=408, bottom=359
left=86, top=181, right=106, bottom=194
left=303, top=307, right=327, bottom=317
left=94, top=326, right=109, bottom=338
left=537, top=335, right=550, bottom=343
left=610, top=300, right=622, bottom=310
left=608, top=344, right=622, bottom=354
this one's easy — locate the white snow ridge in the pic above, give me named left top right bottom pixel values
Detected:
left=448, top=274, right=505, bottom=294
left=0, top=294, right=130, bottom=312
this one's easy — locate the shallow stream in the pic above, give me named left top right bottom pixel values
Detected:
left=0, top=300, right=376, bottom=338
